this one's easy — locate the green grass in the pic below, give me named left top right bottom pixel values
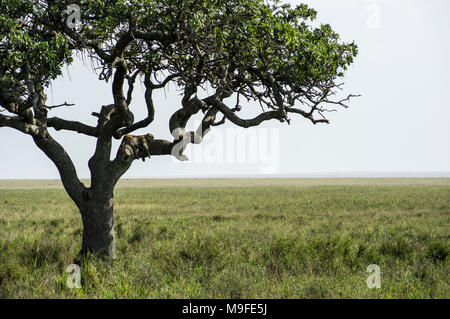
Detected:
left=0, top=178, right=448, bottom=298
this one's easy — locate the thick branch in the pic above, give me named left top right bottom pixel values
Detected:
left=169, top=97, right=208, bottom=134
left=109, top=138, right=174, bottom=185
left=47, top=117, right=98, bottom=136
left=0, top=113, right=43, bottom=135
left=111, top=58, right=134, bottom=128
left=32, top=132, right=86, bottom=205
left=114, top=72, right=155, bottom=138
left=211, top=99, right=286, bottom=128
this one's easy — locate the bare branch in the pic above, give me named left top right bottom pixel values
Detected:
left=322, top=94, right=361, bottom=108
left=286, top=107, right=330, bottom=124
left=126, top=70, right=140, bottom=106
left=210, top=98, right=286, bottom=128
left=149, top=73, right=180, bottom=89
left=45, top=101, right=75, bottom=109
left=47, top=117, right=98, bottom=137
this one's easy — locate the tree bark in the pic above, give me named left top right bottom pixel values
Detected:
left=79, top=194, right=116, bottom=259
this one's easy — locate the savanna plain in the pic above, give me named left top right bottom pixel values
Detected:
left=0, top=178, right=448, bottom=298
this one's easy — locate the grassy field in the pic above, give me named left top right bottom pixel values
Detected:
left=0, top=178, right=448, bottom=298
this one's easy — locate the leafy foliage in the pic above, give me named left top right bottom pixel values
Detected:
left=1, top=0, right=357, bottom=125
left=0, top=0, right=73, bottom=86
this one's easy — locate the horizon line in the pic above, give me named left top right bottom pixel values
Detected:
left=1, top=172, right=450, bottom=181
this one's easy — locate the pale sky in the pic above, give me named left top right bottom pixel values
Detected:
left=1, top=0, right=449, bottom=179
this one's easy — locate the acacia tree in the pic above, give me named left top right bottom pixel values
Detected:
left=0, top=0, right=357, bottom=259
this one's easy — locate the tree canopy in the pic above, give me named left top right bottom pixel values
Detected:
left=1, top=0, right=357, bottom=136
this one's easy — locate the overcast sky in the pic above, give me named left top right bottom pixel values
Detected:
left=1, top=0, right=449, bottom=179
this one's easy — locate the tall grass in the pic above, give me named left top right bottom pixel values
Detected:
left=0, top=180, right=448, bottom=298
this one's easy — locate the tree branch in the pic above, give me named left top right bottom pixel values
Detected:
left=32, top=132, right=86, bottom=205
left=111, top=58, right=134, bottom=128
left=47, top=117, right=98, bottom=136
left=125, top=70, right=140, bottom=106
left=114, top=72, right=155, bottom=138
left=109, top=138, right=174, bottom=185
left=210, top=98, right=287, bottom=128
left=133, top=30, right=175, bottom=42
left=45, top=101, right=75, bottom=109
left=285, top=107, right=330, bottom=124
left=0, top=113, right=43, bottom=136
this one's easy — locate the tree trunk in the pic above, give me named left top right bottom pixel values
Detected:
left=79, top=194, right=116, bottom=259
